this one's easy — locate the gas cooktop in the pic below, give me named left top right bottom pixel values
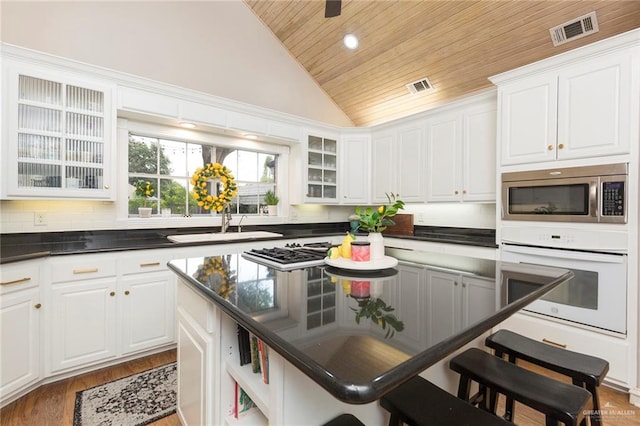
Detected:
left=242, top=242, right=331, bottom=270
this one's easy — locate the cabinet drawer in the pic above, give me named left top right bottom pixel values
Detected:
left=0, top=260, right=40, bottom=294
left=118, top=252, right=171, bottom=275
left=51, top=257, right=116, bottom=283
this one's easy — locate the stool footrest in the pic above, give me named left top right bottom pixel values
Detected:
left=380, top=376, right=511, bottom=426
left=322, top=413, right=365, bottom=426
left=450, top=348, right=592, bottom=425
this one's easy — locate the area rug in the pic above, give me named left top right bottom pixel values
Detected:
left=73, top=362, right=177, bottom=426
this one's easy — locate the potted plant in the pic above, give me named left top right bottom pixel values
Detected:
left=135, top=179, right=155, bottom=218
left=264, top=190, right=279, bottom=216
left=354, top=193, right=405, bottom=259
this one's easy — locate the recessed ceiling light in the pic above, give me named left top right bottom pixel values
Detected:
left=179, top=121, right=196, bottom=129
left=343, top=34, right=359, bottom=50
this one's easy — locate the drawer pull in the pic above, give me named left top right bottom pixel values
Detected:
left=34, top=303, right=42, bottom=309
left=1, top=277, right=31, bottom=286
left=110, top=292, right=115, bottom=297
left=73, top=268, right=99, bottom=275
left=140, top=262, right=161, bottom=268
left=542, top=338, right=567, bottom=348
left=124, top=290, right=130, bottom=296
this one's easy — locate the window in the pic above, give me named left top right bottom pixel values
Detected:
left=128, top=134, right=278, bottom=216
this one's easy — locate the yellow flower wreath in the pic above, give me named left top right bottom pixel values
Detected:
left=190, top=163, right=238, bottom=212
left=193, top=256, right=235, bottom=300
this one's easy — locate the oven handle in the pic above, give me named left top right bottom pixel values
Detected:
left=502, top=244, right=626, bottom=263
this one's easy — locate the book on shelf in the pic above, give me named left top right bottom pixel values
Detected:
left=237, top=325, right=251, bottom=366
left=234, top=381, right=260, bottom=419
left=250, top=333, right=261, bottom=374
left=257, top=339, right=269, bottom=384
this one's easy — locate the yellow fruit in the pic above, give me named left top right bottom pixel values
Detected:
left=343, top=232, right=355, bottom=243
left=341, top=279, right=351, bottom=295
left=378, top=206, right=384, bottom=214
left=330, top=276, right=338, bottom=283
left=341, top=240, right=352, bottom=259
left=329, top=247, right=340, bottom=259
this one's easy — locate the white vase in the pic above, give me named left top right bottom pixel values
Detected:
left=368, top=232, right=385, bottom=260
left=267, top=205, right=277, bottom=216
left=138, top=207, right=152, bottom=218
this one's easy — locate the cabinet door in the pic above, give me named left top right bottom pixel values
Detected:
left=397, top=126, right=426, bottom=202
left=48, top=278, right=117, bottom=373
left=4, top=63, right=115, bottom=199
left=371, top=132, right=396, bottom=203
left=463, top=105, right=496, bottom=201
left=393, top=265, right=425, bottom=350
left=557, top=51, right=632, bottom=160
left=425, top=270, right=461, bottom=345
left=305, top=135, right=338, bottom=203
left=340, top=134, right=370, bottom=204
left=120, top=271, right=176, bottom=355
left=0, top=287, right=40, bottom=399
left=177, top=309, right=215, bottom=426
left=499, top=75, right=558, bottom=165
left=426, top=113, right=460, bottom=202
left=461, top=276, right=496, bottom=326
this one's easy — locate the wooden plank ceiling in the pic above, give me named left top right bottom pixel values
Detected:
left=245, top=0, right=640, bottom=127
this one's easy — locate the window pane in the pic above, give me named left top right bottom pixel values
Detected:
left=160, top=177, right=189, bottom=216
left=187, top=143, right=204, bottom=175
left=160, top=139, right=186, bottom=176
left=259, top=153, right=276, bottom=183
left=237, top=150, right=257, bottom=181
left=128, top=135, right=158, bottom=174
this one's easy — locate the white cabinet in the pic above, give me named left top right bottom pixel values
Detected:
left=2, top=60, right=116, bottom=199
left=119, top=251, right=176, bottom=355
left=392, top=264, right=425, bottom=351
left=48, top=258, right=118, bottom=374
left=339, top=133, right=370, bottom=204
left=425, top=269, right=496, bottom=344
left=303, top=133, right=339, bottom=203
left=497, top=49, right=635, bottom=166
left=0, top=261, right=41, bottom=403
left=426, top=98, right=496, bottom=202
left=371, top=124, right=426, bottom=204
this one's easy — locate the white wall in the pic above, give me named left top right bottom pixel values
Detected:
left=0, top=0, right=352, bottom=127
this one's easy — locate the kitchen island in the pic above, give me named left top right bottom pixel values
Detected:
left=169, top=247, right=573, bottom=425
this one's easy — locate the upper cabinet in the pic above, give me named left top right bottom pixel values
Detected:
left=371, top=123, right=426, bottom=204
left=426, top=98, right=497, bottom=202
left=339, top=133, right=370, bottom=205
left=495, top=45, right=637, bottom=166
left=2, top=61, right=116, bottom=199
left=299, top=133, right=339, bottom=204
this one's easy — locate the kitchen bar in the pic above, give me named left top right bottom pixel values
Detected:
left=169, top=247, right=574, bottom=423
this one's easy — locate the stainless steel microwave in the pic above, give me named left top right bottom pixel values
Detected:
left=501, top=163, right=627, bottom=223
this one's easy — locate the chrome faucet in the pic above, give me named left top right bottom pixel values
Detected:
left=237, top=215, right=248, bottom=233
left=220, top=203, right=232, bottom=233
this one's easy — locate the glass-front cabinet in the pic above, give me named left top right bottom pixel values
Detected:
left=306, top=135, right=337, bottom=203
left=2, top=62, right=115, bottom=199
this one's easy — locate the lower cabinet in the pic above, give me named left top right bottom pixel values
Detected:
left=0, top=261, right=41, bottom=401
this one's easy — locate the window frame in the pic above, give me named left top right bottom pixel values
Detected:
left=117, top=119, right=291, bottom=225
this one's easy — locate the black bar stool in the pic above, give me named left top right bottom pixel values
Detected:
left=379, top=375, right=512, bottom=426
left=322, top=413, right=365, bottom=426
left=485, top=329, right=609, bottom=425
left=450, top=348, right=592, bottom=426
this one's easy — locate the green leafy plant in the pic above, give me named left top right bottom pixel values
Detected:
left=134, top=179, right=155, bottom=207
left=351, top=297, right=405, bottom=338
left=355, top=192, right=405, bottom=233
left=264, top=189, right=279, bottom=206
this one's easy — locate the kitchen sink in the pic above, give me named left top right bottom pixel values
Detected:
left=167, top=231, right=283, bottom=243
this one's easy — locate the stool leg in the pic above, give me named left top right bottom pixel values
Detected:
left=388, top=413, right=402, bottom=426
left=503, top=353, right=517, bottom=422
left=585, top=383, right=602, bottom=426
left=457, top=375, right=472, bottom=400
left=544, top=416, right=560, bottom=426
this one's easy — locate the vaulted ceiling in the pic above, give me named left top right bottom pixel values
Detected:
left=245, top=0, right=640, bottom=127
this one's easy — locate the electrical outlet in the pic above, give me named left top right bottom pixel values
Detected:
left=34, top=211, right=47, bottom=226
left=417, top=213, right=426, bottom=224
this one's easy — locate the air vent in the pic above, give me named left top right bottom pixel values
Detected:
left=406, top=77, right=433, bottom=94
left=549, top=11, right=599, bottom=47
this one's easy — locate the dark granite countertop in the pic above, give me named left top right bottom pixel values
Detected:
left=0, top=224, right=496, bottom=264
left=169, top=248, right=571, bottom=404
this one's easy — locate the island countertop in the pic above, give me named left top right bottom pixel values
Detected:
left=170, top=247, right=571, bottom=404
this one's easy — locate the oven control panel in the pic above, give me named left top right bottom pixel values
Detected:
left=601, top=181, right=625, bottom=216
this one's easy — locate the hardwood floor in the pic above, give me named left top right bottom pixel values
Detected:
left=1, top=350, right=638, bottom=425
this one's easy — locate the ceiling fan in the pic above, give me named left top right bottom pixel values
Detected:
left=325, top=0, right=341, bottom=18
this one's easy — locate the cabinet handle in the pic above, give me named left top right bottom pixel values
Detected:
left=558, top=143, right=564, bottom=149
left=73, top=268, right=98, bottom=275
left=542, top=338, right=567, bottom=348
left=34, top=303, right=42, bottom=309
left=104, top=184, right=110, bottom=189
left=124, top=290, right=130, bottom=296
left=547, top=145, right=554, bottom=151
left=110, top=291, right=115, bottom=297
left=140, top=262, right=160, bottom=268
left=454, top=190, right=459, bottom=195
left=454, top=281, right=458, bottom=286
left=1, top=277, right=31, bottom=286
left=462, top=190, right=467, bottom=194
